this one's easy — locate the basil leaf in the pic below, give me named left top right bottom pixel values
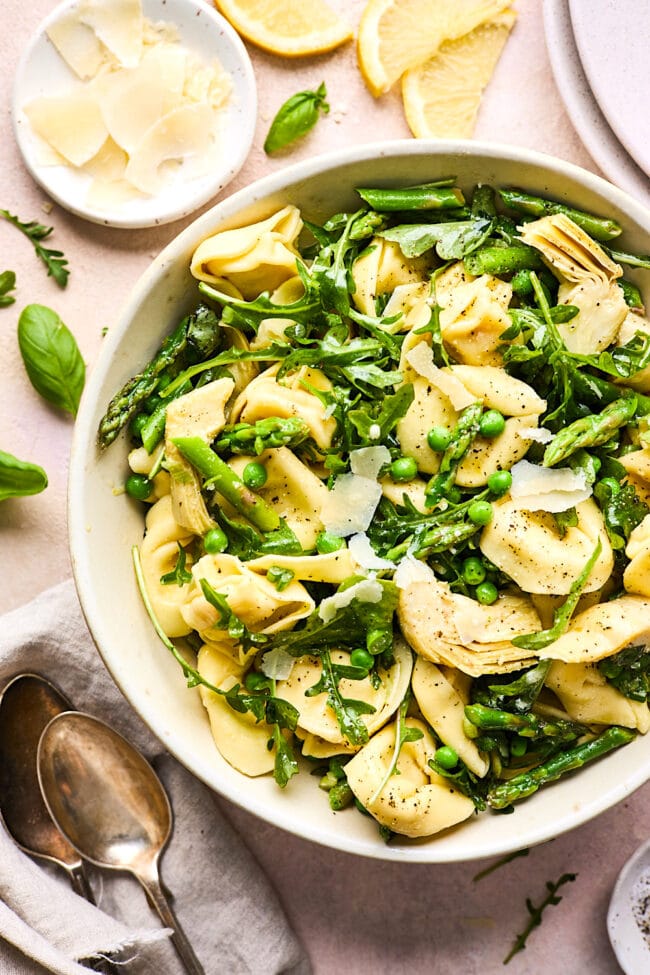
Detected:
left=17, top=304, right=85, bottom=416
left=0, top=270, right=16, bottom=307
left=0, top=449, right=47, bottom=501
left=264, top=82, right=330, bottom=154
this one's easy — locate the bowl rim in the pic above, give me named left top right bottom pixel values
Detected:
left=12, top=0, right=258, bottom=229
left=69, top=138, right=650, bottom=862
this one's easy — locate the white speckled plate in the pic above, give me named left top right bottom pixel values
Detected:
left=13, top=0, right=257, bottom=228
left=543, top=0, right=650, bottom=209
left=569, top=0, right=650, bottom=179
left=608, top=839, right=650, bottom=974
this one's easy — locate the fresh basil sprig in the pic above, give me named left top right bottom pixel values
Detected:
left=0, top=449, right=47, bottom=501
left=264, top=82, right=330, bottom=154
left=17, top=304, right=85, bottom=416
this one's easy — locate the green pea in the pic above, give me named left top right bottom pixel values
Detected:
left=462, top=556, right=486, bottom=586
left=367, top=628, right=391, bottom=656
left=446, top=486, right=462, bottom=504
left=475, top=581, right=498, bottom=605
left=487, top=469, right=512, bottom=497
left=319, top=771, right=339, bottom=791
left=125, top=473, right=153, bottom=501
left=142, top=393, right=163, bottom=415
left=129, top=412, right=148, bottom=441
left=244, top=671, right=271, bottom=692
left=427, top=426, right=452, bottom=452
left=389, top=455, right=418, bottom=482
left=204, top=526, right=228, bottom=554
left=435, top=745, right=459, bottom=769
left=510, top=737, right=528, bottom=757
left=600, top=476, right=621, bottom=496
left=350, top=648, right=374, bottom=671
left=316, top=530, right=346, bottom=554
left=468, top=499, right=493, bottom=526
left=242, top=461, right=267, bottom=489
left=479, top=409, right=506, bottom=438
left=329, top=783, right=354, bottom=811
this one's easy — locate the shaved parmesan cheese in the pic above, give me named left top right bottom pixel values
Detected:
left=509, top=459, right=592, bottom=512
left=320, top=474, right=383, bottom=537
left=46, top=12, right=105, bottom=79
left=350, top=445, right=391, bottom=480
left=318, top=579, right=384, bottom=623
left=517, top=426, right=554, bottom=444
left=79, top=0, right=144, bottom=67
left=349, top=533, right=395, bottom=571
left=261, top=648, right=295, bottom=681
left=405, top=341, right=476, bottom=410
left=24, top=94, right=108, bottom=166
left=394, top=554, right=436, bottom=589
left=125, top=103, right=214, bottom=194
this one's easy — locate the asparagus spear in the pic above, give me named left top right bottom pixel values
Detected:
left=543, top=397, right=638, bottom=467
left=572, top=369, right=650, bottom=416
left=464, top=244, right=544, bottom=276
left=464, top=704, right=585, bottom=743
left=172, top=436, right=280, bottom=532
left=425, top=402, right=483, bottom=506
left=619, top=278, right=645, bottom=310
left=356, top=182, right=465, bottom=212
left=215, top=417, right=311, bottom=456
left=487, top=727, right=635, bottom=808
left=385, top=520, right=479, bottom=563
left=97, top=319, right=187, bottom=448
left=498, top=188, right=622, bottom=241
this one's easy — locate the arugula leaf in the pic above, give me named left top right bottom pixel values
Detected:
left=0, top=210, right=69, bottom=286
left=267, top=566, right=295, bottom=592
left=199, top=277, right=320, bottom=333
left=474, top=660, right=552, bottom=714
left=594, top=478, right=649, bottom=549
left=160, top=543, right=193, bottom=586
left=427, top=756, right=488, bottom=811
left=347, top=384, right=414, bottom=444
left=17, top=304, right=85, bottom=416
left=504, top=874, right=577, bottom=964
left=264, top=82, right=329, bottom=154
left=380, top=216, right=493, bottom=259
left=269, top=578, right=398, bottom=658
left=305, top=647, right=376, bottom=746
left=599, top=645, right=650, bottom=701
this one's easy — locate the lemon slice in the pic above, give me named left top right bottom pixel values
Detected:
left=214, top=0, right=353, bottom=57
left=358, top=0, right=511, bottom=97
left=402, top=10, right=516, bottom=138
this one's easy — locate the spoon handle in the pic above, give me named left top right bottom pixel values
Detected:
left=68, top=863, right=96, bottom=904
left=136, top=864, right=205, bottom=975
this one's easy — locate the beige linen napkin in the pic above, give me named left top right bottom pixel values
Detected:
left=0, top=580, right=311, bottom=975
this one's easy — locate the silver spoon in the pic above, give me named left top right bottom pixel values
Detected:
left=607, top=838, right=650, bottom=974
left=0, top=673, right=95, bottom=901
left=37, top=711, right=205, bottom=975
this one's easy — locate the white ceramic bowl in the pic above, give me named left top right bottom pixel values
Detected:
left=13, top=0, right=256, bottom=228
left=69, top=141, right=650, bottom=862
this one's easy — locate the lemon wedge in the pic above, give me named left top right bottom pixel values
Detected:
left=214, top=0, right=353, bottom=57
left=402, top=10, right=516, bottom=138
left=358, top=0, right=511, bottom=97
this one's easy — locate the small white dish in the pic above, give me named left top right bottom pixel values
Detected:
left=542, top=0, right=650, bottom=210
left=608, top=838, right=650, bottom=974
left=12, top=0, right=257, bottom=229
left=569, top=0, right=650, bottom=179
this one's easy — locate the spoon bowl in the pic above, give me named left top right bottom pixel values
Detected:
left=0, top=673, right=94, bottom=900
left=38, top=711, right=204, bottom=975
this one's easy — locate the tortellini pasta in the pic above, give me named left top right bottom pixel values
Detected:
left=480, top=498, right=614, bottom=595
left=624, top=515, right=650, bottom=597
left=190, top=205, right=302, bottom=299
left=344, top=719, right=475, bottom=838
left=437, top=263, right=513, bottom=366
left=139, top=495, right=193, bottom=638
left=351, top=237, right=430, bottom=316
left=546, top=661, right=650, bottom=733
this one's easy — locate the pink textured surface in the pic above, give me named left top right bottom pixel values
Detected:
left=1, top=2, right=646, bottom=972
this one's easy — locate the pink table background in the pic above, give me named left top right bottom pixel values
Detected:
left=1, top=1, right=648, bottom=972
